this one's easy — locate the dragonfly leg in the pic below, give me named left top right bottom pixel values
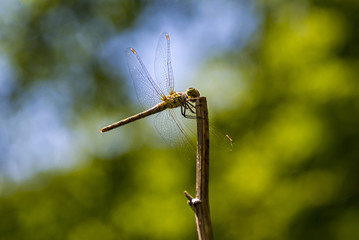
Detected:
left=181, top=103, right=197, bottom=119
left=186, top=101, right=196, bottom=113
left=184, top=115, right=197, bottom=119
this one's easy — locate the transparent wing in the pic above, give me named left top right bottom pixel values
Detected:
left=154, top=108, right=196, bottom=149
left=155, top=32, right=175, bottom=95
left=126, top=47, right=165, bottom=110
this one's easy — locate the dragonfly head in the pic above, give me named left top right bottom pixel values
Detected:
left=186, top=88, right=200, bottom=102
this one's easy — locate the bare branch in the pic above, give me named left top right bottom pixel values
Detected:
left=184, top=97, right=213, bottom=240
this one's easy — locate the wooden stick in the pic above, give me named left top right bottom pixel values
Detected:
left=184, top=97, right=213, bottom=240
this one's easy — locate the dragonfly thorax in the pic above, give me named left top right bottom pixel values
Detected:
left=164, top=91, right=187, bottom=109
left=163, top=88, right=200, bottom=109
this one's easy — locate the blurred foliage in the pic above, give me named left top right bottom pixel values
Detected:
left=2, top=0, right=147, bottom=115
left=1, top=0, right=359, bottom=239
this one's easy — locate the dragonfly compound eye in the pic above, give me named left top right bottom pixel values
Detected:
left=187, top=88, right=200, bottom=99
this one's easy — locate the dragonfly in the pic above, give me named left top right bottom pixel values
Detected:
left=100, top=32, right=200, bottom=145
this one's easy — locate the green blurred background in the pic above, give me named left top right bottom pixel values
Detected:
left=1, top=0, right=359, bottom=239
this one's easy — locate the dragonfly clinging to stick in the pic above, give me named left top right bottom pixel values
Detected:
left=100, top=32, right=200, bottom=143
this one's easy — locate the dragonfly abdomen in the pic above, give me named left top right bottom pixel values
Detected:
left=100, top=102, right=167, bottom=133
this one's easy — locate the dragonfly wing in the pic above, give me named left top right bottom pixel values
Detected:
left=126, top=47, right=165, bottom=110
left=154, top=108, right=196, bottom=149
left=155, top=32, right=175, bottom=94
